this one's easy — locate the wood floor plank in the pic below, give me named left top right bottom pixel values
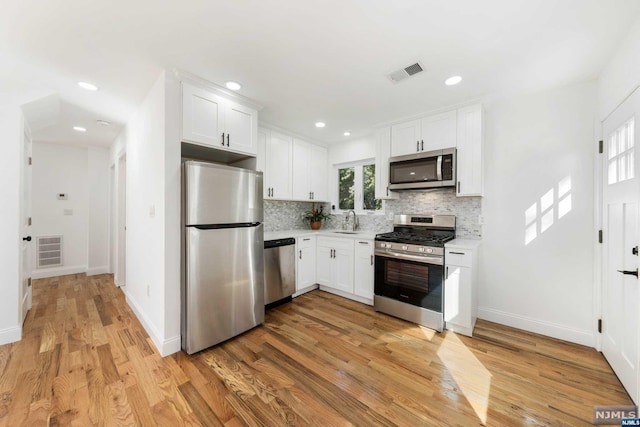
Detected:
left=0, top=275, right=633, bottom=426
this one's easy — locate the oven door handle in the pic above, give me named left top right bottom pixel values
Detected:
left=375, top=250, right=443, bottom=265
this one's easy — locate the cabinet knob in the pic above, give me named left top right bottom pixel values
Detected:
left=221, top=133, right=225, bottom=146
left=416, top=141, right=420, bottom=152
left=226, top=133, right=230, bottom=147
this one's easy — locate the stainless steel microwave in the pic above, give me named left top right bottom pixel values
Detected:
left=388, top=148, right=456, bottom=190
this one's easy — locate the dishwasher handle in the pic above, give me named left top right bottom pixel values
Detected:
left=264, top=238, right=296, bottom=249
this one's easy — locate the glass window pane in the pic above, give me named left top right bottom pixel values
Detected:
left=362, top=164, right=381, bottom=210
left=609, top=134, right=618, bottom=159
left=339, top=167, right=355, bottom=210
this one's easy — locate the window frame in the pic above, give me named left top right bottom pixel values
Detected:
left=333, top=159, right=384, bottom=215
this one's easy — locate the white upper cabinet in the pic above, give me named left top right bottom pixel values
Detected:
left=421, top=110, right=457, bottom=152
left=391, top=110, right=457, bottom=156
left=263, top=131, right=293, bottom=200
left=391, top=119, right=421, bottom=157
left=374, top=127, right=399, bottom=200
left=182, top=82, right=258, bottom=155
left=456, top=104, right=483, bottom=197
left=291, top=140, right=327, bottom=202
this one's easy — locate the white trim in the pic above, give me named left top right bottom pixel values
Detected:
left=86, top=266, right=109, bottom=276
left=373, top=97, right=484, bottom=129
left=0, top=325, right=21, bottom=345
left=293, top=284, right=319, bottom=298
left=593, top=119, right=604, bottom=351
left=174, top=68, right=264, bottom=111
left=318, top=286, right=373, bottom=306
left=258, top=121, right=329, bottom=148
left=478, top=306, right=595, bottom=348
left=31, top=265, right=86, bottom=279
left=126, top=294, right=181, bottom=357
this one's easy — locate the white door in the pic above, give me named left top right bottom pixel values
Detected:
left=117, top=155, right=127, bottom=288
left=20, top=128, right=32, bottom=322
left=353, top=240, right=374, bottom=299
left=601, top=89, right=640, bottom=404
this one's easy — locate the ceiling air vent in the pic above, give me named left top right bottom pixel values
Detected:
left=387, top=62, right=425, bottom=84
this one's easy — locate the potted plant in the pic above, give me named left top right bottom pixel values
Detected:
left=304, top=203, right=330, bottom=230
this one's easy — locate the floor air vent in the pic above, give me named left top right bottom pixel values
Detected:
left=37, top=236, right=62, bottom=268
left=387, top=61, right=425, bottom=83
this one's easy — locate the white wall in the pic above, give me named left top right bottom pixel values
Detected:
left=87, top=147, right=110, bottom=275
left=30, top=142, right=110, bottom=279
left=597, top=17, right=640, bottom=120
left=0, top=106, right=23, bottom=344
left=478, top=81, right=597, bottom=346
left=31, top=142, right=88, bottom=277
left=111, top=70, right=181, bottom=356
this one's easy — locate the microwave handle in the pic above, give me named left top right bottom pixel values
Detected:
left=437, top=155, right=443, bottom=181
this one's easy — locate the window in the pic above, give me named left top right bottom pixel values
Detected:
left=337, top=161, right=382, bottom=212
left=608, top=117, right=634, bottom=185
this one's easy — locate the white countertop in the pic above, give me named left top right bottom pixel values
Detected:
left=446, top=238, right=482, bottom=249
left=264, top=229, right=378, bottom=242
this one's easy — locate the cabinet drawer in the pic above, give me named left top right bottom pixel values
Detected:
left=317, top=236, right=354, bottom=252
left=445, top=249, right=472, bottom=268
left=297, top=236, right=316, bottom=249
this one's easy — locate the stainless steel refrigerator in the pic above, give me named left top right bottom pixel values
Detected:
left=182, top=160, right=264, bottom=354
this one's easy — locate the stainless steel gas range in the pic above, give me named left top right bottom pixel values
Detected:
left=374, top=214, right=456, bottom=332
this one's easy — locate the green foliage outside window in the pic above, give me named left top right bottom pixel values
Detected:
left=363, top=164, right=382, bottom=210
left=339, top=167, right=354, bottom=210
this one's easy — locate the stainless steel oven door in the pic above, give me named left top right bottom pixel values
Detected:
left=374, top=250, right=443, bottom=312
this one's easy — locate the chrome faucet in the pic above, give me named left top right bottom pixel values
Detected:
left=345, top=210, right=359, bottom=232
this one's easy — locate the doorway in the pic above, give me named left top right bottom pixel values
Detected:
left=117, top=154, right=127, bottom=290
left=20, top=126, right=32, bottom=323
left=601, top=88, right=640, bottom=404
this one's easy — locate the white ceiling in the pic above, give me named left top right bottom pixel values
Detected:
left=2, top=0, right=639, bottom=147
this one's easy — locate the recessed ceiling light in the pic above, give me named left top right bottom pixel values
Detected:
left=77, top=81, right=98, bottom=91
left=315, top=122, right=326, bottom=128
left=343, top=131, right=351, bottom=136
left=96, top=120, right=111, bottom=127
left=225, top=81, right=242, bottom=91
left=73, top=126, right=87, bottom=132
left=445, top=76, right=462, bottom=86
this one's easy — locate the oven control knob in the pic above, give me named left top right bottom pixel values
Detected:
left=402, top=245, right=408, bottom=251
left=387, top=243, right=393, bottom=249
left=426, top=248, right=433, bottom=254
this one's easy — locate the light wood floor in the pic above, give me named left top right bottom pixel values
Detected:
left=0, top=274, right=632, bottom=426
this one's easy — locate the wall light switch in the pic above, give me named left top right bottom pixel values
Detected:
left=478, top=215, right=485, bottom=225
left=149, top=205, right=155, bottom=218
left=64, top=209, right=73, bottom=216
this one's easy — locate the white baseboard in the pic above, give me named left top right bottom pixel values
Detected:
left=318, top=286, right=373, bottom=306
left=477, top=306, right=595, bottom=347
left=126, top=294, right=181, bottom=357
left=0, top=325, right=21, bottom=345
left=293, top=284, right=318, bottom=298
left=32, top=265, right=87, bottom=279
left=86, top=266, right=110, bottom=276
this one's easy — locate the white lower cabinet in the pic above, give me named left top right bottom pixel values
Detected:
left=317, top=237, right=354, bottom=294
left=295, top=236, right=316, bottom=295
left=353, top=240, right=374, bottom=302
left=444, top=242, right=480, bottom=336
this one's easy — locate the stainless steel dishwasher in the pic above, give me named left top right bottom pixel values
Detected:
left=264, top=238, right=296, bottom=308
